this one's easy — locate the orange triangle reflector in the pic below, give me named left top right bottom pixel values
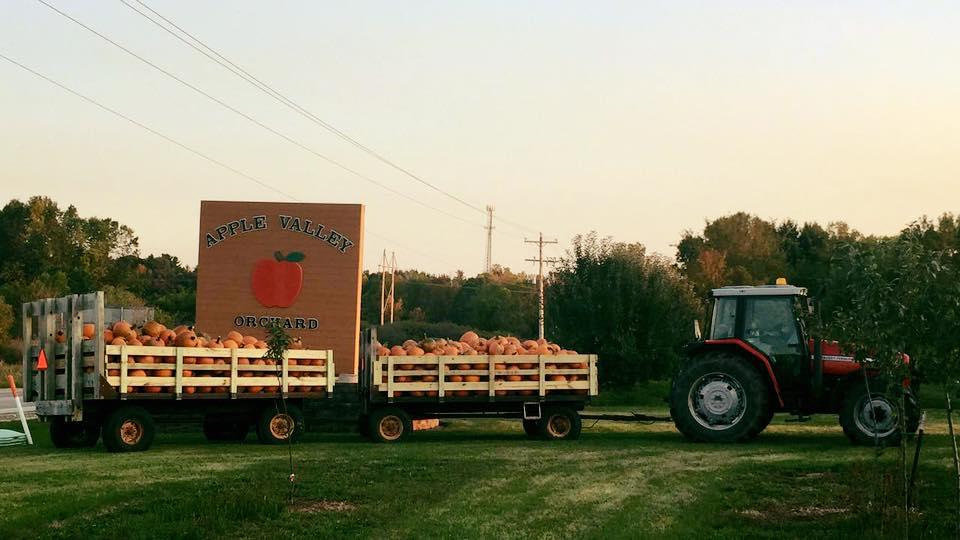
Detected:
left=36, top=348, right=48, bottom=371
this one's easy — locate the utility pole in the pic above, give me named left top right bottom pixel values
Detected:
left=525, top=232, right=558, bottom=340
left=484, top=205, right=495, bottom=273
left=378, top=250, right=397, bottom=325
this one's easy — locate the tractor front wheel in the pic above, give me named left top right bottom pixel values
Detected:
left=670, top=352, right=771, bottom=443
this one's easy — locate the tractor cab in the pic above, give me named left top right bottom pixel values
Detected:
left=670, top=280, right=919, bottom=446
left=707, top=283, right=812, bottom=395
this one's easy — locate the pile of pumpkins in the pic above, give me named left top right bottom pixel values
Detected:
left=375, top=331, right=587, bottom=398
left=101, top=320, right=320, bottom=395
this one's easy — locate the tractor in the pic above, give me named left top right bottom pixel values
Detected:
left=669, top=281, right=920, bottom=445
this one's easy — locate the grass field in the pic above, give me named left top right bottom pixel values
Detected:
left=1, top=401, right=957, bottom=539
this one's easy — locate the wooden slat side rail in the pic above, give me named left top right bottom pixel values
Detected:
left=69, top=294, right=83, bottom=419
left=373, top=354, right=596, bottom=398
left=93, top=291, right=105, bottom=399
left=43, top=299, right=57, bottom=401
left=103, top=343, right=333, bottom=397
left=21, top=301, right=31, bottom=402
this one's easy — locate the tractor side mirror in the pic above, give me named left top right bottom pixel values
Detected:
left=807, top=298, right=815, bottom=315
left=694, top=319, right=702, bottom=340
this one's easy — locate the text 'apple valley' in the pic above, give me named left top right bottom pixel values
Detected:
left=204, top=213, right=356, bottom=253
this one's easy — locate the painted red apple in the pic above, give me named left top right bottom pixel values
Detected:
left=251, top=251, right=305, bottom=307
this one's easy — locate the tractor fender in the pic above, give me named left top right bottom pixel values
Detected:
left=687, top=339, right=785, bottom=408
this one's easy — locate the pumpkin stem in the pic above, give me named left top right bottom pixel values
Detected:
left=274, top=251, right=285, bottom=261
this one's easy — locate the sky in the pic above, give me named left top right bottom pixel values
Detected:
left=1, top=1, right=958, bottom=276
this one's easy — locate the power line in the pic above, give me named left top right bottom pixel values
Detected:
left=0, top=50, right=463, bottom=272
left=32, top=0, right=482, bottom=231
left=119, top=0, right=538, bottom=235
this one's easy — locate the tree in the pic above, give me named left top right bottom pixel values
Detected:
left=824, top=223, right=960, bottom=383
left=678, top=212, right=787, bottom=296
left=548, top=232, right=701, bottom=386
left=0, top=298, right=13, bottom=338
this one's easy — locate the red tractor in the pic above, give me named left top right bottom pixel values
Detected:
left=670, top=282, right=920, bottom=445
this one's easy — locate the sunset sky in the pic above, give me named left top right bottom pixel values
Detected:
left=2, top=1, right=958, bottom=276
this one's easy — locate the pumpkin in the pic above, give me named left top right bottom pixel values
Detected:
left=459, top=331, right=479, bottom=346
left=127, top=369, right=147, bottom=393
left=112, top=321, right=133, bottom=338
left=172, top=324, right=193, bottom=335
left=174, top=332, right=198, bottom=347
left=141, top=321, right=163, bottom=337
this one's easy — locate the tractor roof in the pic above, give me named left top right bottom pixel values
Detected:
left=712, top=285, right=807, bottom=297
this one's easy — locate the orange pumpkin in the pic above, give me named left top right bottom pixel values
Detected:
left=112, top=321, right=133, bottom=338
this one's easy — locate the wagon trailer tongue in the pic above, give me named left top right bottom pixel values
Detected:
left=579, top=412, right=671, bottom=423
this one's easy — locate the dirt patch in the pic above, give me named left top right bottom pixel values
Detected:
left=291, top=500, right=357, bottom=513
left=795, top=506, right=849, bottom=517
left=738, top=506, right=849, bottom=520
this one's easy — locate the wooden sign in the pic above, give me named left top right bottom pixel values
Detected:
left=196, top=201, right=364, bottom=376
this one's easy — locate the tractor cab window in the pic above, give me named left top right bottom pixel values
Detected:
left=742, top=297, right=801, bottom=357
left=710, top=298, right=737, bottom=339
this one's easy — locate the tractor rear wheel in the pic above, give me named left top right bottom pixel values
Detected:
left=670, top=352, right=771, bottom=443
left=839, top=382, right=916, bottom=446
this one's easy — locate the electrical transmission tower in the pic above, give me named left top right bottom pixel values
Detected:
left=484, top=205, right=495, bottom=273
left=525, top=233, right=558, bottom=340
left=378, top=250, right=397, bottom=325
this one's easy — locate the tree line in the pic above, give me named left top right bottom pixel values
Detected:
left=1, top=197, right=957, bottom=385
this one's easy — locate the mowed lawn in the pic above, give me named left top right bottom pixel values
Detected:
left=1, top=405, right=957, bottom=539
